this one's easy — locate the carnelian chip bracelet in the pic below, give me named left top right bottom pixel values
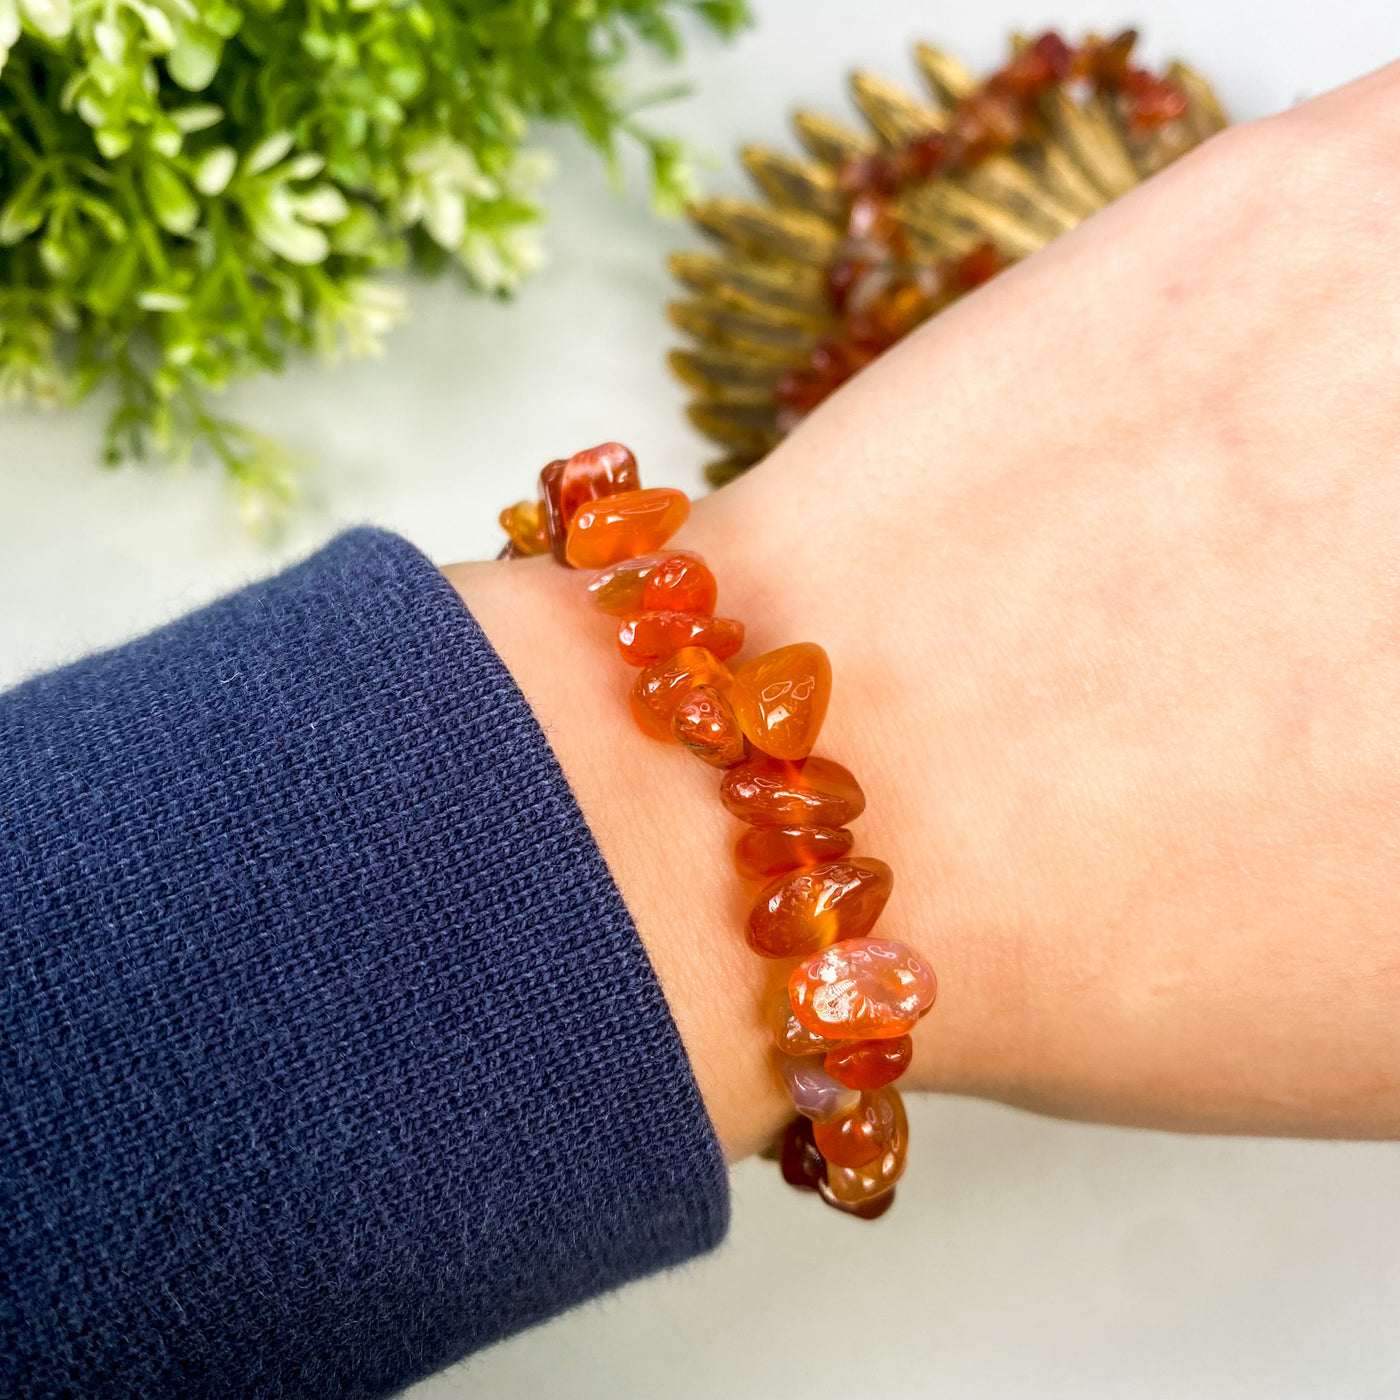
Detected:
left=773, top=30, right=1190, bottom=430
left=498, top=442, right=937, bottom=1218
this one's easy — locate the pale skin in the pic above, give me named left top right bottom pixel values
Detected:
left=448, top=62, right=1400, bottom=1161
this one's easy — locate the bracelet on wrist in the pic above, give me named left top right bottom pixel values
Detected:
left=499, top=443, right=937, bottom=1218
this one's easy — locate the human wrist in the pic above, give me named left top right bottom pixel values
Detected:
left=684, top=469, right=1023, bottom=1110
left=443, top=549, right=791, bottom=1160
left=443, top=464, right=1009, bottom=1158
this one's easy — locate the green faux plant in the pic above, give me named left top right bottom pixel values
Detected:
left=0, top=0, right=746, bottom=517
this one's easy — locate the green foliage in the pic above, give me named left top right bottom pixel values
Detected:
left=0, top=0, right=748, bottom=518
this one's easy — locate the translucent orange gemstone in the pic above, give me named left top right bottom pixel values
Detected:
left=498, top=499, right=550, bottom=556
left=734, top=824, right=853, bottom=882
left=537, top=458, right=568, bottom=540
left=746, top=858, right=893, bottom=958
left=630, top=646, right=731, bottom=743
left=952, top=88, right=1025, bottom=159
left=821, top=1180, right=897, bottom=1219
left=671, top=685, right=746, bottom=767
left=641, top=553, right=717, bottom=615
left=584, top=552, right=702, bottom=616
left=818, top=1087, right=908, bottom=1209
left=1120, top=69, right=1190, bottom=131
left=824, top=1035, right=913, bottom=1091
left=539, top=442, right=639, bottom=562
left=719, top=756, right=865, bottom=828
left=765, top=986, right=841, bottom=1057
left=847, top=191, right=902, bottom=245
left=564, top=488, right=690, bottom=570
left=729, top=643, right=832, bottom=760
left=789, top=937, right=936, bottom=1040
left=813, top=1085, right=905, bottom=1168
left=616, top=612, right=744, bottom=667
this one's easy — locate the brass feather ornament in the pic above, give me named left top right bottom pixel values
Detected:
left=668, top=30, right=1229, bottom=486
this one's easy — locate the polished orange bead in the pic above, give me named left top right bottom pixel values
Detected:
left=813, top=1085, right=905, bottom=1168
left=950, top=241, right=1003, bottom=292
left=746, top=858, right=892, bottom=958
left=765, top=985, right=841, bottom=1057
left=584, top=552, right=702, bottom=616
left=498, top=499, right=550, bottom=556
left=616, top=611, right=744, bottom=667
left=818, top=1087, right=908, bottom=1209
left=641, top=553, right=718, bottom=615
left=671, top=685, right=747, bottom=767
left=823, top=1181, right=897, bottom=1219
left=630, top=646, right=731, bottom=743
left=1120, top=68, right=1190, bottom=131
left=790, top=937, right=936, bottom=1040
left=899, top=129, right=958, bottom=181
left=824, top=1035, right=913, bottom=1091
left=539, top=442, right=639, bottom=562
left=734, top=824, right=854, bottom=882
left=564, top=488, right=690, bottom=570
left=847, top=282, right=933, bottom=353
left=952, top=87, right=1025, bottom=159
left=537, top=458, right=568, bottom=545
left=729, top=643, right=832, bottom=760
left=719, top=755, right=865, bottom=828
left=847, top=191, right=902, bottom=245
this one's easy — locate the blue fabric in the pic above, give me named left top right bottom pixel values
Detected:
left=0, top=528, right=729, bottom=1398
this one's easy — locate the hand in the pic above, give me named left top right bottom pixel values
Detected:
left=448, top=61, right=1400, bottom=1157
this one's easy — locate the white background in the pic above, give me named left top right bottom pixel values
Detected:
left=4, top=3, right=1400, bottom=1396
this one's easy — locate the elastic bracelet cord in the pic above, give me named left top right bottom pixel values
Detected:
left=499, top=443, right=936, bottom=1218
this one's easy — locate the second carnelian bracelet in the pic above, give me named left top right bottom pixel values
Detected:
left=499, top=442, right=937, bottom=1218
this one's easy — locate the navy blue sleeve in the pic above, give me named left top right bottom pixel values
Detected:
left=0, top=528, right=728, bottom=1399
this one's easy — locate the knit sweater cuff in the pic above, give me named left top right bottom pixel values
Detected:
left=0, top=527, right=729, bottom=1400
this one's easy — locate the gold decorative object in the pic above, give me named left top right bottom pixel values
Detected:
left=668, top=30, right=1229, bottom=485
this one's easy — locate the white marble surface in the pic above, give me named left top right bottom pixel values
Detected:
left=5, top=2, right=1400, bottom=1396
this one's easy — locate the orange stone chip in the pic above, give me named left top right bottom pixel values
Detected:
left=789, top=937, right=936, bottom=1040
left=818, top=1086, right=908, bottom=1209
left=617, top=611, right=744, bottom=667
left=630, top=646, right=731, bottom=743
left=824, top=1035, right=913, bottom=1091
left=641, top=553, right=718, bottom=615
left=719, top=755, right=865, bottom=829
left=585, top=552, right=707, bottom=616
left=540, top=442, right=639, bottom=561
left=729, top=642, right=832, bottom=760
left=764, top=985, right=841, bottom=1057
left=672, top=685, right=746, bottom=767
left=813, top=1085, right=907, bottom=1168
left=564, top=488, right=690, bottom=570
left=498, top=499, right=549, bottom=556
left=746, top=857, right=892, bottom=959
left=734, top=824, right=854, bottom=882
